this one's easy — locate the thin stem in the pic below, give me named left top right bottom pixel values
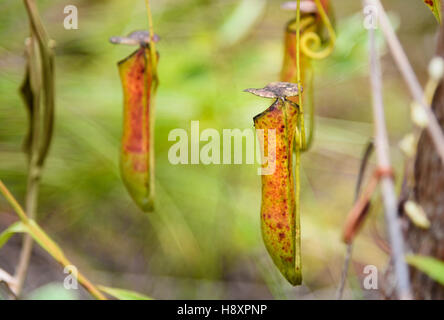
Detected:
left=336, top=140, right=373, bottom=299
left=295, top=0, right=306, bottom=149
left=365, top=1, right=412, bottom=299
left=0, top=181, right=28, bottom=223
left=15, top=38, right=41, bottom=296
left=23, top=0, right=55, bottom=166
left=293, top=0, right=303, bottom=284
left=336, top=243, right=352, bottom=299
left=371, top=0, right=444, bottom=165
left=14, top=0, right=56, bottom=297
left=144, top=0, right=158, bottom=79
left=144, top=0, right=159, bottom=208
left=14, top=173, right=39, bottom=296
left=355, top=141, right=375, bottom=199
left=305, top=68, right=315, bottom=150
left=0, top=180, right=107, bottom=300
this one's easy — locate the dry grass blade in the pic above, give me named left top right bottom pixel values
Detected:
left=0, top=180, right=107, bottom=300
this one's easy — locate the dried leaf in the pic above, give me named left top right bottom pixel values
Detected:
left=19, top=38, right=41, bottom=159
left=110, top=30, right=160, bottom=46
left=342, top=173, right=379, bottom=244
left=23, top=2, right=56, bottom=167
left=37, top=46, right=55, bottom=167
left=244, top=82, right=301, bottom=99
left=20, top=61, right=35, bottom=157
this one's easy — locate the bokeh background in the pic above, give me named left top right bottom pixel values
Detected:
left=0, top=0, right=439, bottom=299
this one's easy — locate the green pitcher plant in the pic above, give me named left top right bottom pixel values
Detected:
left=110, top=31, right=159, bottom=212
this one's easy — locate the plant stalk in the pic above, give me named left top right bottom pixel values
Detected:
left=13, top=0, right=56, bottom=297
left=370, top=0, right=444, bottom=165
left=13, top=170, right=40, bottom=296
left=144, top=0, right=158, bottom=78
left=365, top=2, right=412, bottom=299
left=0, top=180, right=107, bottom=300
left=295, top=0, right=306, bottom=149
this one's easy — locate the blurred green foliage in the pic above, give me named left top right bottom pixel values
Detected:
left=0, top=0, right=439, bottom=299
left=28, top=282, right=78, bottom=300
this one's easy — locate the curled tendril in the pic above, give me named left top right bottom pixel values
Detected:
left=300, top=0, right=336, bottom=60
left=289, top=15, right=316, bottom=33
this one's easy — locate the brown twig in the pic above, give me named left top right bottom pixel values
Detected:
left=0, top=268, right=18, bottom=299
left=342, top=169, right=383, bottom=244
left=370, top=0, right=444, bottom=165
left=364, top=1, right=412, bottom=299
left=336, top=242, right=353, bottom=299
left=336, top=141, right=373, bottom=299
